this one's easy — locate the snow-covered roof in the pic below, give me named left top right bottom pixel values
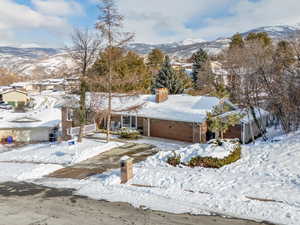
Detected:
left=0, top=86, right=12, bottom=93
left=9, top=116, right=41, bottom=123
left=0, top=108, right=60, bottom=129
left=219, top=107, right=269, bottom=123
left=10, top=81, right=32, bottom=87
left=84, top=93, right=235, bottom=123
left=211, top=61, right=228, bottom=75
left=1, top=89, right=28, bottom=96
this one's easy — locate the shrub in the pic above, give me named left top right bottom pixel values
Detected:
left=188, top=145, right=241, bottom=168
left=167, top=152, right=181, bottom=167
left=119, top=128, right=140, bottom=139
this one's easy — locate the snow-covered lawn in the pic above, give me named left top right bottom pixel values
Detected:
left=0, top=139, right=123, bottom=165
left=0, top=163, right=62, bottom=182
left=38, top=131, right=300, bottom=225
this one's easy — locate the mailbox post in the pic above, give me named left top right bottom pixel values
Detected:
left=120, top=156, right=133, bottom=184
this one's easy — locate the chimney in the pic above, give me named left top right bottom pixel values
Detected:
left=155, top=88, right=168, bottom=103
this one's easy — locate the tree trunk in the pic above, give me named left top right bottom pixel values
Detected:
left=78, top=79, right=86, bottom=143
left=250, top=106, right=267, bottom=141
left=106, top=41, right=113, bottom=143
left=78, top=125, right=84, bottom=143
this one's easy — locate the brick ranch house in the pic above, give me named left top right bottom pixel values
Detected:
left=61, top=89, right=269, bottom=144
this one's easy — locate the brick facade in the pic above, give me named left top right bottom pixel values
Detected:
left=61, top=107, right=243, bottom=143
left=61, top=107, right=73, bottom=141
left=155, top=88, right=168, bottom=103
left=223, top=125, right=242, bottom=140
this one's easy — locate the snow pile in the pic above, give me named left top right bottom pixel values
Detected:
left=0, top=145, right=7, bottom=153
left=0, top=163, right=62, bottom=182
left=151, top=139, right=238, bottom=164
left=0, top=139, right=123, bottom=165
left=39, top=130, right=300, bottom=225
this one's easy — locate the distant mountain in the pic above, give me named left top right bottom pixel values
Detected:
left=1, top=25, right=299, bottom=77
left=177, top=38, right=206, bottom=46
left=0, top=47, right=60, bottom=58
left=128, top=37, right=231, bottom=58
left=128, top=25, right=300, bottom=58
left=241, top=25, right=300, bottom=40
left=0, top=47, right=75, bottom=77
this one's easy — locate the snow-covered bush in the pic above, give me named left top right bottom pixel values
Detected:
left=188, top=144, right=241, bottom=168
left=166, top=152, right=181, bottom=166
left=119, top=128, right=140, bottom=139
left=166, top=139, right=241, bottom=168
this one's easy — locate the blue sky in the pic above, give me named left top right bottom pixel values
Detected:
left=0, top=0, right=299, bottom=48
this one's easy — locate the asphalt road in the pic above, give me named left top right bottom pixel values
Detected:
left=0, top=182, right=273, bottom=225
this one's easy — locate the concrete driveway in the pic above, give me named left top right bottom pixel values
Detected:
left=48, top=142, right=158, bottom=179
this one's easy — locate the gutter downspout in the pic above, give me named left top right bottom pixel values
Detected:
left=242, top=122, right=246, bottom=144
left=147, top=118, right=150, bottom=137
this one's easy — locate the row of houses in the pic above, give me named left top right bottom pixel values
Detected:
left=0, top=86, right=269, bottom=144
left=10, top=77, right=80, bottom=93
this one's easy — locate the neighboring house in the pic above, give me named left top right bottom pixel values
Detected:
left=10, top=82, right=34, bottom=92
left=0, top=86, right=12, bottom=93
left=0, top=89, right=30, bottom=107
left=0, top=110, right=60, bottom=142
left=211, top=61, right=229, bottom=85
left=32, top=78, right=77, bottom=93
left=61, top=89, right=269, bottom=143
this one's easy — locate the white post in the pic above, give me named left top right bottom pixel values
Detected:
left=242, top=122, right=246, bottom=144
left=147, top=118, right=150, bottom=137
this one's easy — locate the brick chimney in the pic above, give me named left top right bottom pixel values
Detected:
left=155, top=88, right=168, bottom=103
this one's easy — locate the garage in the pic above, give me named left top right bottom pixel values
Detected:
left=0, top=127, right=54, bottom=142
left=149, top=119, right=194, bottom=142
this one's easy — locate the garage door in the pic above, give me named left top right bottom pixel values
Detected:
left=150, top=119, right=193, bottom=142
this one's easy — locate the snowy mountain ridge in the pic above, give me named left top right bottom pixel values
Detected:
left=0, top=24, right=299, bottom=77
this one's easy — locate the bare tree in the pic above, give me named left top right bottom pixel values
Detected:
left=224, top=40, right=272, bottom=140
left=68, top=28, right=101, bottom=142
left=224, top=35, right=300, bottom=136
left=95, top=0, right=134, bottom=142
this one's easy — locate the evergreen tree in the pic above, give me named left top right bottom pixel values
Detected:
left=191, top=48, right=208, bottom=87
left=229, top=33, right=244, bottom=49
left=245, top=32, right=272, bottom=47
left=90, top=48, right=151, bottom=92
left=176, top=67, right=193, bottom=90
left=152, top=56, right=184, bottom=94
left=147, top=48, right=164, bottom=71
left=274, top=40, right=295, bottom=69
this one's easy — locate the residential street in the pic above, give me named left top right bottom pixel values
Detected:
left=0, top=182, right=270, bottom=225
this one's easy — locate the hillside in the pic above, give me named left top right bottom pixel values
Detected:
left=0, top=47, right=75, bottom=78
left=0, top=25, right=299, bottom=78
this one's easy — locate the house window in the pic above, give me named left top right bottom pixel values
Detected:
left=121, top=115, right=137, bottom=129
left=67, top=108, right=74, bottom=121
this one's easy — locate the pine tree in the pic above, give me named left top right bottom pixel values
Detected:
left=152, top=56, right=184, bottom=94
left=229, top=33, right=244, bottom=49
left=191, top=48, right=208, bottom=87
left=245, top=32, right=272, bottom=47
left=147, top=48, right=164, bottom=71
